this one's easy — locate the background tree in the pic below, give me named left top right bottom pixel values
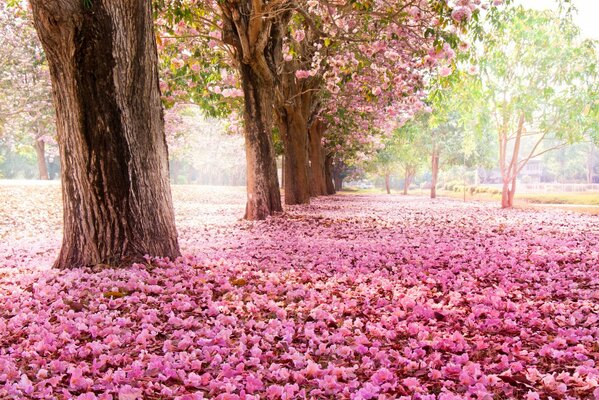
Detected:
left=155, top=0, right=501, bottom=214
left=0, top=4, right=55, bottom=180
left=478, top=6, right=598, bottom=208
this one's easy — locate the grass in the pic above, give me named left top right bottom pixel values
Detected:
left=517, top=192, right=599, bottom=205
left=342, top=186, right=599, bottom=215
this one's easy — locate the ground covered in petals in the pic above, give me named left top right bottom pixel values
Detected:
left=1, top=182, right=598, bottom=399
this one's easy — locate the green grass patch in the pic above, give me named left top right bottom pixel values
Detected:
left=518, top=192, right=599, bottom=205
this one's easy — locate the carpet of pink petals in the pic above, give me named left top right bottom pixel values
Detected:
left=1, top=182, right=598, bottom=400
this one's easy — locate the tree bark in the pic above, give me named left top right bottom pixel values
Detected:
left=324, top=154, right=336, bottom=195
left=281, top=154, right=285, bottom=188
left=430, top=147, right=439, bottom=199
left=277, top=108, right=310, bottom=205
left=334, top=174, right=343, bottom=191
left=33, top=139, right=49, bottom=180
left=220, top=1, right=283, bottom=219
left=498, top=113, right=525, bottom=209
left=31, top=0, right=180, bottom=268
left=238, top=63, right=283, bottom=219
left=501, top=178, right=517, bottom=208
left=384, top=173, right=390, bottom=194
left=308, top=120, right=328, bottom=196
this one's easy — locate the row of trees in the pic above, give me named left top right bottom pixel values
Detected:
left=18, top=0, right=501, bottom=268
left=10, top=0, right=594, bottom=268
left=366, top=6, right=598, bottom=207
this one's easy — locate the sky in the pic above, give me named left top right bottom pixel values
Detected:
left=516, top=0, right=599, bottom=39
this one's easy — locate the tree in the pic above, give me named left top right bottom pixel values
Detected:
left=478, top=6, right=598, bottom=208
left=0, top=4, right=55, bottom=180
left=30, top=0, right=180, bottom=268
left=155, top=0, right=502, bottom=213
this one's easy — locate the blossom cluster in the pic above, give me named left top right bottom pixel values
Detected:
left=0, top=183, right=597, bottom=399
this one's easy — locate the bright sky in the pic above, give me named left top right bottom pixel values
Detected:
left=516, top=0, right=599, bottom=39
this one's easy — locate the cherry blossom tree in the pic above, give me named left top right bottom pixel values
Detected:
left=155, top=0, right=502, bottom=215
left=0, top=3, right=55, bottom=180
left=29, top=0, right=180, bottom=268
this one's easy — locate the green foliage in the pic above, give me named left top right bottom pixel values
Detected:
left=366, top=114, right=429, bottom=179
left=480, top=6, right=597, bottom=145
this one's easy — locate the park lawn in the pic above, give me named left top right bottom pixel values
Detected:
left=1, top=183, right=598, bottom=399
left=517, top=192, right=599, bottom=205
left=374, top=187, right=599, bottom=208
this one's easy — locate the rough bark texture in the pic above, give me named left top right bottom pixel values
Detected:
left=277, top=107, right=310, bottom=205
left=274, top=53, right=316, bottom=205
left=308, top=120, right=328, bottom=196
left=34, top=139, right=49, bottom=180
left=431, top=148, right=439, bottom=199
left=220, top=0, right=283, bottom=219
left=31, top=0, right=180, bottom=268
left=324, top=154, right=336, bottom=195
left=239, top=63, right=283, bottom=219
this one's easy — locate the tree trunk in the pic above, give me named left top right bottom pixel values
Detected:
left=281, top=154, right=285, bottom=188
left=508, top=177, right=517, bottom=206
left=384, top=173, right=390, bottom=194
left=431, top=149, right=439, bottom=199
left=332, top=160, right=346, bottom=191
left=31, top=0, right=180, bottom=268
left=219, top=1, right=283, bottom=219
left=33, top=139, right=49, bottom=180
left=324, top=154, right=336, bottom=195
left=334, top=174, right=343, bottom=191
left=498, top=113, right=524, bottom=209
left=278, top=108, right=310, bottom=205
left=238, top=63, right=283, bottom=219
left=308, top=120, right=328, bottom=196
left=403, top=169, right=409, bottom=195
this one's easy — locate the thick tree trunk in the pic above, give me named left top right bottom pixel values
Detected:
left=219, top=0, right=283, bottom=219
left=431, top=149, right=439, bottom=199
left=238, top=63, right=283, bottom=219
left=324, top=154, right=336, bottom=195
left=278, top=108, right=310, bottom=205
left=332, top=160, right=346, bottom=191
left=384, top=174, right=391, bottom=194
left=308, top=120, right=328, bottom=196
left=31, top=0, right=180, bottom=268
left=33, top=139, right=49, bottom=180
